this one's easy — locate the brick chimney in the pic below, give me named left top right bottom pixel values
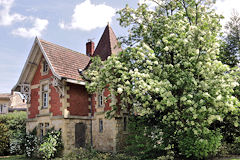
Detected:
left=86, top=40, right=95, bottom=57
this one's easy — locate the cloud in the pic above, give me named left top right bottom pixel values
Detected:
left=215, top=0, right=240, bottom=26
left=0, top=0, right=26, bottom=26
left=59, top=0, right=116, bottom=31
left=11, top=18, right=48, bottom=38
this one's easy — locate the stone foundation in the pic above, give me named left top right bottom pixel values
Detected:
left=26, top=114, right=127, bottom=153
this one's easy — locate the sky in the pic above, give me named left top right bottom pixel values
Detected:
left=0, top=0, right=239, bottom=93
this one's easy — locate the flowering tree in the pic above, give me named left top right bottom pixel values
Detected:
left=85, top=0, right=240, bottom=158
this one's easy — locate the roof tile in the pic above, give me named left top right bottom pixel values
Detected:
left=39, top=39, right=90, bottom=81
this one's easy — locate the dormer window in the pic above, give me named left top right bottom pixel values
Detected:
left=43, top=61, right=48, bottom=73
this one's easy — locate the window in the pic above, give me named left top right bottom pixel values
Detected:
left=39, top=122, right=50, bottom=140
left=123, top=117, right=127, bottom=131
left=98, top=92, right=103, bottom=107
left=43, top=61, right=48, bottom=73
left=0, top=104, right=6, bottom=114
left=42, top=84, right=48, bottom=108
left=39, top=123, right=44, bottom=139
left=99, top=119, right=103, bottom=133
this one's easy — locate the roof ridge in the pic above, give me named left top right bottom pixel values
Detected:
left=39, top=39, right=88, bottom=57
left=108, top=24, right=113, bottom=56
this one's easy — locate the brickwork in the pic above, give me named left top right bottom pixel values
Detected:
left=67, top=83, right=89, bottom=116
left=49, top=84, right=62, bottom=116
left=103, top=88, right=111, bottom=111
left=29, top=56, right=62, bottom=119
left=29, top=88, right=40, bottom=118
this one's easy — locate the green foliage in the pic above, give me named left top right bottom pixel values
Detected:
left=178, top=129, right=222, bottom=159
left=0, top=123, right=10, bottom=155
left=24, top=128, right=38, bottom=158
left=57, top=148, right=137, bottom=160
left=85, top=0, right=240, bottom=159
left=39, top=129, right=63, bottom=160
left=125, top=116, right=174, bottom=160
left=232, top=136, right=240, bottom=154
left=219, top=10, right=240, bottom=68
left=0, top=112, right=26, bottom=155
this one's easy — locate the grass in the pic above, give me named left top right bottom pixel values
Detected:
left=0, top=155, right=34, bottom=160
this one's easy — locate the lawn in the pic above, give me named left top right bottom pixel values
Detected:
left=0, top=155, right=34, bottom=160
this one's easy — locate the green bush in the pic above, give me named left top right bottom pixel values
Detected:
left=125, top=116, right=174, bottom=160
left=0, top=112, right=26, bottom=155
left=178, top=130, right=222, bottom=159
left=0, top=123, right=10, bottom=155
left=25, top=128, right=39, bottom=158
left=39, top=129, right=63, bottom=160
left=57, top=148, right=137, bottom=160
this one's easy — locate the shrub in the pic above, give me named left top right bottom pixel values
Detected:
left=0, top=111, right=26, bottom=155
left=0, top=123, right=10, bottom=155
left=178, top=130, right=222, bottom=159
left=58, top=148, right=137, bottom=160
left=25, top=128, right=38, bottom=158
left=39, top=129, right=63, bottom=160
left=125, top=116, right=174, bottom=160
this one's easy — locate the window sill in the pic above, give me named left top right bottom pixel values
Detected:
left=41, top=107, right=48, bottom=110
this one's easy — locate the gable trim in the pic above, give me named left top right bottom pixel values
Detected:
left=12, top=37, right=61, bottom=92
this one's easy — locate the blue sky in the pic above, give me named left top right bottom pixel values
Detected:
left=0, top=0, right=239, bottom=93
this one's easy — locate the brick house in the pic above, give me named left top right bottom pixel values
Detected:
left=12, top=24, right=127, bottom=152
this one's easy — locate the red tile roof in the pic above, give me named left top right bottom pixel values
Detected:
left=39, top=39, right=90, bottom=81
left=94, top=24, right=122, bottom=60
left=38, top=24, right=121, bottom=81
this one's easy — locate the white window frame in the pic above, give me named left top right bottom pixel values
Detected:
left=42, top=84, right=49, bottom=109
left=98, top=92, right=103, bottom=107
left=43, top=61, right=48, bottom=73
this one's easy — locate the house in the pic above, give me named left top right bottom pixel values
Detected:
left=12, top=24, right=127, bottom=152
left=9, top=92, right=27, bottom=112
left=0, top=92, right=27, bottom=114
left=0, top=93, right=11, bottom=114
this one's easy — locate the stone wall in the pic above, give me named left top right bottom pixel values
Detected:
left=92, top=113, right=117, bottom=152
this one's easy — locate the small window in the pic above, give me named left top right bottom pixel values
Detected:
left=98, top=92, right=103, bottom=107
left=99, top=119, right=103, bottom=133
left=39, top=123, right=44, bottom=139
left=42, top=84, right=48, bottom=108
left=43, top=61, right=48, bottom=73
left=124, top=117, right=127, bottom=131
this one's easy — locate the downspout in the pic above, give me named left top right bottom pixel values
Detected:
left=90, top=94, right=93, bottom=147
left=78, top=69, right=93, bottom=147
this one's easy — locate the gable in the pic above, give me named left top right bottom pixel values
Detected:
left=12, top=37, right=89, bottom=93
